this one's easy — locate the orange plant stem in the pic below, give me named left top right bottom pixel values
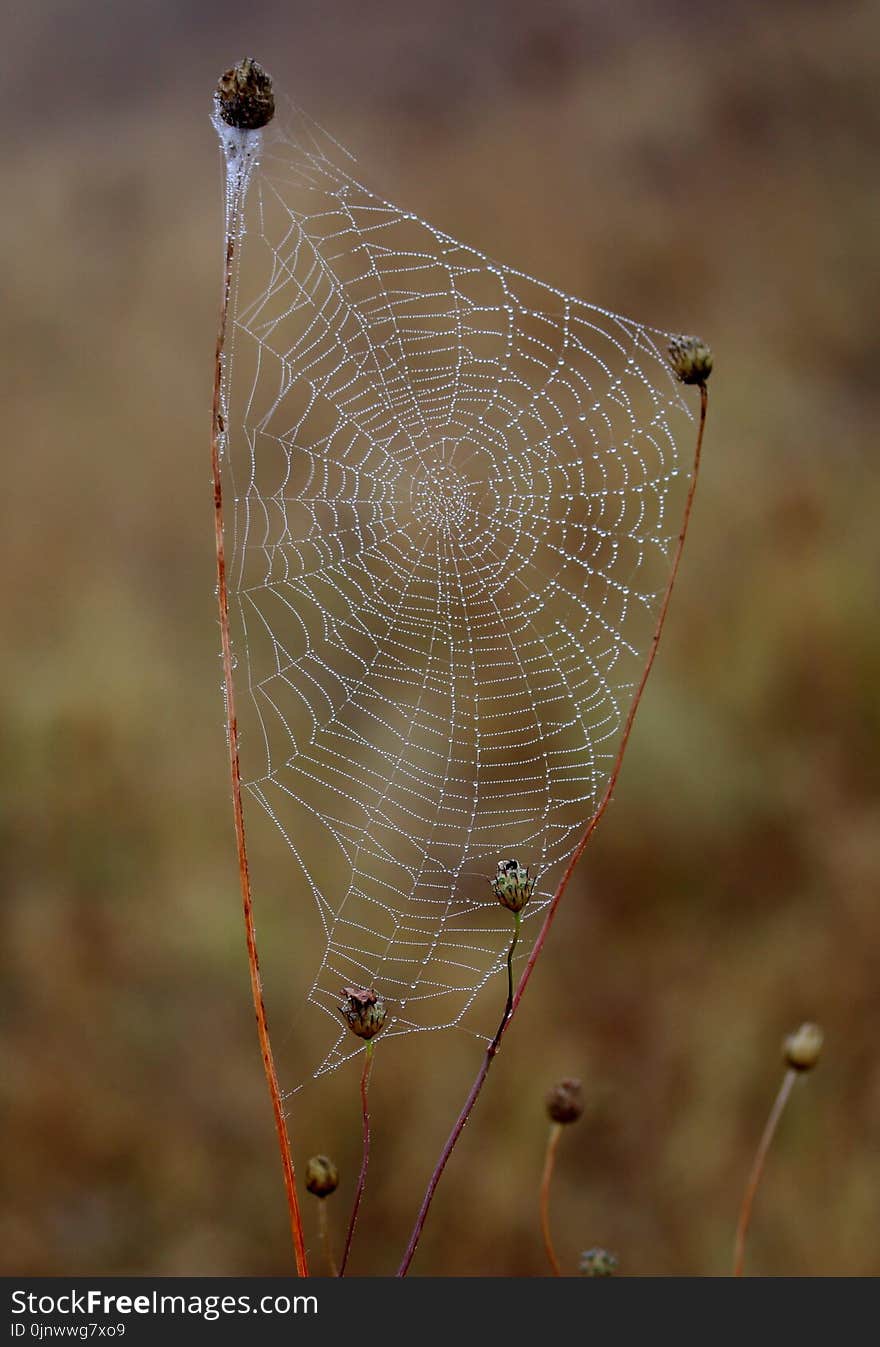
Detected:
left=540, top=1123, right=563, bottom=1276
left=212, top=222, right=309, bottom=1277
left=733, top=1067, right=797, bottom=1277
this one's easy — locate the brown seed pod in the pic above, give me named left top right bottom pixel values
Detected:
left=215, top=58, right=275, bottom=131
left=305, top=1154, right=339, bottom=1198
left=545, top=1077, right=584, bottom=1124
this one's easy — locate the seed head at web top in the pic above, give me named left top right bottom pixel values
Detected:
left=339, top=986, right=387, bottom=1041
left=215, top=58, right=275, bottom=130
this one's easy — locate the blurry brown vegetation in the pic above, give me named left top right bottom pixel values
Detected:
left=2, top=0, right=879, bottom=1275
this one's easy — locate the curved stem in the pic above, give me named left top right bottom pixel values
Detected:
left=212, top=197, right=308, bottom=1277
left=397, top=385, right=709, bottom=1276
left=317, top=1200, right=339, bottom=1278
left=733, top=1067, right=797, bottom=1277
left=339, top=1042, right=375, bottom=1276
left=540, top=1122, right=563, bottom=1276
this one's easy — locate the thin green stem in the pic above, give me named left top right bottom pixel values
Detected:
left=500, top=911, right=522, bottom=1043
left=733, top=1067, right=797, bottom=1276
left=339, top=1041, right=375, bottom=1276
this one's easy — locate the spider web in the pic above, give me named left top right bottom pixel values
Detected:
left=217, top=105, right=697, bottom=1085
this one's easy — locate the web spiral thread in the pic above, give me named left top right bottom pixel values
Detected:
left=218, top=108, right=696, bottom=1083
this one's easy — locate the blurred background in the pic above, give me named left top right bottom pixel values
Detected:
left=2, top=0, right=879, bottom=1276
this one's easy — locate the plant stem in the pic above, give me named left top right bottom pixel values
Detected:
left=540, top=1122, right=563, bottom=1276
left=397, top=385, right=709, bottom=1276
left=502, top=911, right=522, bottom=1039
left=212, top=198, right=308, bottom=1277
left=317, top=1200, right=339, bottom=1278
left=339, top=1041, right=375, bottom=1276
left=733, top=1067, right=797, bottom=1277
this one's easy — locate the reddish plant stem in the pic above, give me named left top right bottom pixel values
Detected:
left=339, top=1043, right=375, bottom=1276
left=540, top=1123, right=563, bottom=1276
left=212, top=218, right=309, bottom=1278
left=733, top=1067, right=797, bottom=1277
left=397, top=384, right=709, bottom=1276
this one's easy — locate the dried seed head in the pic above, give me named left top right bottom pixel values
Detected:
left=339, top=986, right=387, bottom=1040
left=579, top=1247, right=618, bottom=1277
left=491, top=858, right=535, bottom=914
left=783, top=1022, right=823, bottom=1072
left=668, top=334, right=713, bottom=386
left=546, top=1077, right=584, bottom=1125
left=305, top=1154, right=339, bottom=1198
left=215, top=58, right=275, bottom=131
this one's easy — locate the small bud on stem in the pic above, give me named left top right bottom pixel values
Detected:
left=733, top=1021, right=824, bottom=1275
left=668, top=334, right=713, bottom=387
left=305, top=1154, right=339, bottom=1198
left=579, top=1247, right=618, bottom=1277
left=783, top=1022, right=823, bottom=1072
left=491, top=858, right=535, bottom=914
left=545, top=1077, right=584, bottom=1125
left=339, top=986, right=387, bottom=1040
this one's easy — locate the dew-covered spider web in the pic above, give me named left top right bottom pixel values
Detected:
left=216, top=104, right=697, bottom=1085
